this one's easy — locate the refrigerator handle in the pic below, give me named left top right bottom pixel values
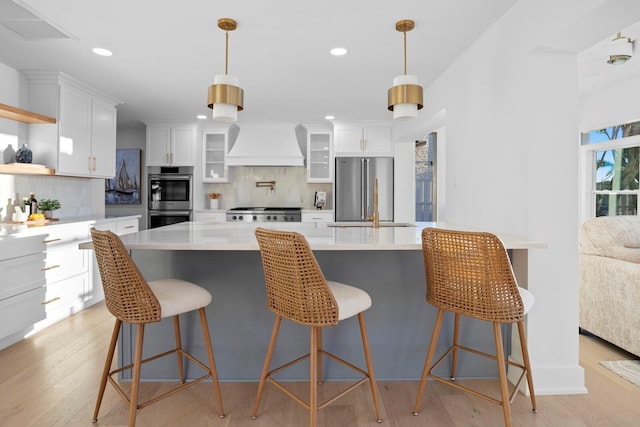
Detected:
left=363, top=158, right=369, bottom=219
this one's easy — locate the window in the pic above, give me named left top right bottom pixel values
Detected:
left=581, top=120, right=640, bottom=217
left=415, top=133, right=436, bottom=221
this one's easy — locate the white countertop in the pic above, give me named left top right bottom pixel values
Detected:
left=117, top=221, right=548, bottom=251
left=0, top=215, right=141, bottom=239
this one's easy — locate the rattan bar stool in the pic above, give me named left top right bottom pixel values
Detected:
left=412, top=228, right=537, bottom=427
left=251, top=227, right=382, bottom=427
left=89, top=228, right=225, bottom=427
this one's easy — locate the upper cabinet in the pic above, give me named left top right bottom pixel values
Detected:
left=202, top=127, right=232, bottom=183
left=146, top=124, right=196, bottom=167
left=333, top=122, right=394, bottom=157
left=25, top=72, right=120, bottom=178
left=305, top=125, right=333, bottom=183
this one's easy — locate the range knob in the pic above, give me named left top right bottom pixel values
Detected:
left=252, top=215, right=257, bottom=221
left=272, top=215, right=278, bottom=221
left=238, top=215, right=244, bottom=221
left=232, top=215, right=237, bottom=221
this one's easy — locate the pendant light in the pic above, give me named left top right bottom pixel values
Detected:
left=388, top=19, right=423, bottom=120
left=208, top=18, right=244, bottom=122
left=606, top=32, right=632, bottom=65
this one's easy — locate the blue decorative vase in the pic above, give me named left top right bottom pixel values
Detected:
left=16, top=143, right=33, bottom=164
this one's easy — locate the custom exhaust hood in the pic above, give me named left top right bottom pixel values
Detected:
left=226, top=123, right=307, bottom=167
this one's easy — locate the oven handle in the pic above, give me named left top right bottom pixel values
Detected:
left=148, top=210, right=192, bottom=216
left=148, top=175, right=192, bottom=181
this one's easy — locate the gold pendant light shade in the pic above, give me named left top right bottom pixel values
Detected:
left=208, top=18, right=244, bottom=122
left=388, top=19, right=424, bottom=120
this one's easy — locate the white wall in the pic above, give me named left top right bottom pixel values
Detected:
left=580, top=74, right=640, bottom=131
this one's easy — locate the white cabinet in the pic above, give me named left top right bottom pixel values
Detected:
left=306, top=126, right=333, bottom=183
left=301, top=210, right=334, bottom=223
left=194, top=211, right=227, bottom=222
left=334, top=122, right=393, bottom=156
left=146, top=124, right=196, bottom=166
left=25, top=71, right=119, bottom=178
left=202, top=130, right=232, bottom=182
left=37, top=224, right=90, bottom=326
left=0, top=234, right=46, bottom=350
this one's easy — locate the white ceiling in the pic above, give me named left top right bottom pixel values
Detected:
left=0, top=0, right=638, bottom=128
left=0, top=0, right=518, bottom=127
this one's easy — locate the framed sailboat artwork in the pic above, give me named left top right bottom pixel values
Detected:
left=105, top=149, right=141, bottom=204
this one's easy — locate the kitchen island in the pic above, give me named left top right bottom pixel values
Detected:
left=116, top=221, right=547, bottom=383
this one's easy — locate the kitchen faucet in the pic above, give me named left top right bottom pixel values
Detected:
left=367, top=178, right=380, bottom=228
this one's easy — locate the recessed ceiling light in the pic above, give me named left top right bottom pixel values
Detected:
left=325, top=115, right=335, bottom=120
left=197, top=115, right=207, bottom=120
left=330, top=47, right=348, bottom=56
left=92, top=47, right=112, bottom=57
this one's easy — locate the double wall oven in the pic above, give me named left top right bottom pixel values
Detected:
left=148, top=166, right=193, bottom=229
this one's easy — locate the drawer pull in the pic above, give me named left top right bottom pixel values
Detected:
left=124, top=225, right=135, bottom=229
left=44, top=238, right=62, bottom=244
left=42, top=264, right=61, bottom=271
left=42, top=297, right=61, bottom=305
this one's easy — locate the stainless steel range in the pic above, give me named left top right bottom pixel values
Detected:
left=226, top=207, right=302, bottom=223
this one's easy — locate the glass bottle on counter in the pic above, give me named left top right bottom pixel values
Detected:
left=23, top=197, right=30, bottom=215
left=29, top=192, right=38, bottom=214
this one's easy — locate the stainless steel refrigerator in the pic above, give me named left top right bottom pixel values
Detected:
left=335, top=157, right=394, bottom=222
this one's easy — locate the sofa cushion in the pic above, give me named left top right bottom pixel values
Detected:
left=580, top=216, right=640, bottom=258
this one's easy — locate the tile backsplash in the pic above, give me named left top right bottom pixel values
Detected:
left=0, top=174, right=93, bottom=221
left=201, top=166, right=332, bottom=210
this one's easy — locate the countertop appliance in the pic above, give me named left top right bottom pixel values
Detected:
left=226, top=207, right=302, bottom=223
left=148, top=166, right=193, bottom=228
left=335, top=157, right=393, bottom=222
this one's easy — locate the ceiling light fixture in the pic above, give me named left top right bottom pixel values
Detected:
left=92, top=47, right=112, bottom=57
left=607, top=32, right=633, bottom=65
left=330, top=47, right=348, bottom=56
left=208, top=18, right=244, bottom=122
left=388, top=19, right=423, bottom=120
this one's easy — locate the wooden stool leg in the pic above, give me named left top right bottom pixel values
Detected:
left=173, top=315, right=185, bottom=384
left=317, top=328, right=323, bottom=384
left=517, top=321, right=537, bottom=411
left=413, top=308, right=445, bottom=416
left=451, top=313, right=460, bottom=380
left=129, top=324, right=145, bottom=427
left=309, top=326, right=319, bottom=427
left=358, top=313, right=382, bottom=423
left=199, top=308, right=225, bottom=418
left=92, top=319, right=121, bottom=423
left=251, top=315, right=282, bottom=419
left=493, top=322, right=512, bottom=427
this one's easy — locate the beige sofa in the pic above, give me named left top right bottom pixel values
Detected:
left=579, top=215, right=640, bottom=357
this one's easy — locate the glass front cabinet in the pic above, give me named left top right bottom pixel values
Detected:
left=306, top=125, right=333, bottom=183
left=202, top=130, right=231, bottom=183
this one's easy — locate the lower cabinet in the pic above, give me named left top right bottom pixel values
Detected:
left=193, top=211, right=227, bottom=222
left=34, top=223, right=91, bottom=332
left=301, top=210, right=334, bottom=223
left=0, top=234, right=47, bottom=350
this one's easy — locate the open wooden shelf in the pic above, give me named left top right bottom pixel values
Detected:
left=0, top=102, right=56, bottom=124
left=0, top=163, right=55, bottom=176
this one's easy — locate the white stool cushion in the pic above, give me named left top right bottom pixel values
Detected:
left=518, top=287, right=535, bottom=315
left=148, top=279, right=212, bottom=318
left=327, top=281, right=372, bottom=321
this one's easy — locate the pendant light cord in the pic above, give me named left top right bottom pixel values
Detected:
left=225, top=30, right=229, bottom=75
left=403, top=30, right=407, bottom=75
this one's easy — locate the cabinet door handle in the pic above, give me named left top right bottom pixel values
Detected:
left=42, top=297, right=61, bottom=305
left=43, top=238, right=62, bottom=244
left=166, top=153, right=170, bottom=164
left=92, top=156, right=97, bottom=171
left=88, top=156, right=92, bottom=171
left=42, top=264, right=61, bottom=271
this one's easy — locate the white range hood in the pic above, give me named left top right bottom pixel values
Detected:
left=226, top=123, right=306, bottom=167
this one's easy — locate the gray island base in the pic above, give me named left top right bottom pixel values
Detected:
left=116, top=222, right=546, bottom=382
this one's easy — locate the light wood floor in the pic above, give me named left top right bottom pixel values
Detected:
left=1, top=302, right=639, bottom=427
